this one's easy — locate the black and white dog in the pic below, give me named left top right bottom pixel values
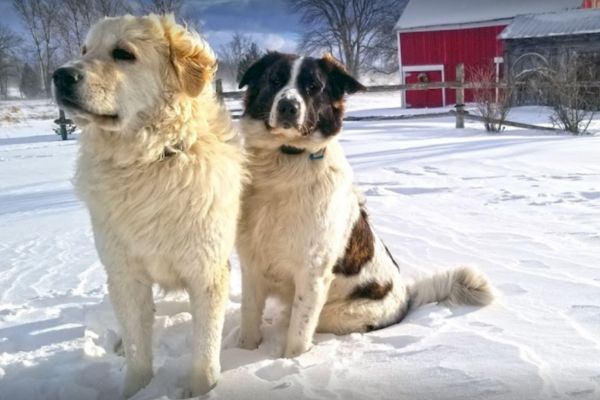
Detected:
left=236, top=52, right=493, bottom=358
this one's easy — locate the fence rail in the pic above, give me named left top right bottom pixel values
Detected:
left=216, top=63, right=600, bottom=132
left=217, top=77, right=600, bottom=99
left=52, top=63, right=597, bottom=140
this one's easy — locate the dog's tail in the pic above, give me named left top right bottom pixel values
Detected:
left=408, top=266, right=494, bottom=310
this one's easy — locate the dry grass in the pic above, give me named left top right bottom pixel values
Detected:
left=0, top=106, right=22, bottom=123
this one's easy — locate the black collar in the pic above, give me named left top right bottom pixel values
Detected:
left=279, top=145, right=326, bottom=160
left=280, top=145, right=305, bottom=155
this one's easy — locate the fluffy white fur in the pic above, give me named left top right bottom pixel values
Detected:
left=237, top=61, right=493, bottom=358
left=54, top=15, right=245, bottom=398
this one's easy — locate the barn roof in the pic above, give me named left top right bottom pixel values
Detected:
left=395, top=0, right=582, bottom=32
left=500, top=8, right=600, bottom=39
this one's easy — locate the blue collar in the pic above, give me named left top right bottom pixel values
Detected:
left=279, top=145, right=326, bottom=160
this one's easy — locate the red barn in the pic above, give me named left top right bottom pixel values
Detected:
left=395, top=0, right=582, bottom=108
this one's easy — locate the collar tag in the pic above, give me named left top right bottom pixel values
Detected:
left=309, top=148, right=326, bottom=160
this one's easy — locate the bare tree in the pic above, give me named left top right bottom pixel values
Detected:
left=217, top=33, right=254, bottom=85
left=181, top=11, right=204, bottom=33
left=55, top=0, right=89, bottom=59
left=143, top=0, right=184, bottom=14
left=0, top=25, right=22, bottom=98
left=548, top=58, right=599, bottom=135
left=237, top=42, right=263, bottom=84
left=289, top=0, right=404, bottom=77
left=95, top=0, right=135, bottom=17
left=54, top=0, right=133, bottom=59
left=13, top=0, right=60, bottom=97
left=142, top=0, right=203, bottom=31
left=469, top=64, right=512, bottom=133
left=0, top=25, right=21, bottom=55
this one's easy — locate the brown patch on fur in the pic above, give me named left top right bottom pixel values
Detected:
left=321, top=53, right=346, bottom=71
left=162, top=15, right=216, bottom=97
left=350, top=280, right=393, bottom=301
left=332, top=100, right=344, bottom=110
left=366, top=295, right=410, bottom=332
left=319, top=53, right=366, bottom=95
left=333, top=209, right=374, bottom=275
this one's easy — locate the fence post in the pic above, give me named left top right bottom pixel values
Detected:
left=56, top=109, right=69, bottom=140
left=455, top=63, right=465, bottom=129
left=215, top=79, right=223, bottom=98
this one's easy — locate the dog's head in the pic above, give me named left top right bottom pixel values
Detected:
left=52, top=14, right=216, bottom=132
left=239, top=52, right=364, bottom=146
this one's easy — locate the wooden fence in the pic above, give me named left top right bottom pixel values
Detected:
left=54, top=64, right=598, bottom=139
left=215, top=63, right=600, bottom=131
left=217, top=64, right=470, bottom=129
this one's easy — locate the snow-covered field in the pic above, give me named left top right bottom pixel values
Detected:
left=1, top=94, right=599, bottom=400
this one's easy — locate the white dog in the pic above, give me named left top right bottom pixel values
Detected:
left=52, top=15, right=245, bottom=397
left=236, top=52, right=493, bottom=358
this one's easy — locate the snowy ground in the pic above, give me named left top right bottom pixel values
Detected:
left=1, top=94, right=600, bottom=400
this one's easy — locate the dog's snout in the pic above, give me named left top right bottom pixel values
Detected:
left=277, top=98, right=300, bottom=129
left=52, top=67, right=84, bottom=90
left=277, top=99, right=299, bottom=118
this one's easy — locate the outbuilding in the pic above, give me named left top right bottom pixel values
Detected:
left=395, top=0, right=582, bottom=108
left=501, top=7, right=600, bottom=105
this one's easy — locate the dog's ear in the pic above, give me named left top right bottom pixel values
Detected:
left=318, top=53, right=366, bottom=98
left=238, top=51, right=282, bottom=89
left=162, top=15, right=216, bottom=97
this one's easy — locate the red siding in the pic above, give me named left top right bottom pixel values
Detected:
left=404, top=70, right=443, bottom=108
left=399, top=25, right=505, bottom=106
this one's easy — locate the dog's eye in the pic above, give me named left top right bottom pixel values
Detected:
left=307, top=82, right=322, bottom=93
left=112, top=48, right=136, bottom=62
left=270, top=74, right=284, bottom=86
left=81, top=46, right=87, bottom=56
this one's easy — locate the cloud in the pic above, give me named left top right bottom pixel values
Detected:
left=204, top=30, right=298, bottom=53
left=184, top=0, right=301, bottom=34
left=184, top=0, right=287, bottom=12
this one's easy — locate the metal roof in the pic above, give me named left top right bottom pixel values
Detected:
left=395, top=0, right=582, bottom=32
left=500, top=8, right=600, bottom=39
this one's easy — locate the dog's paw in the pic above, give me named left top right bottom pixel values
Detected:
left=237, top=332, right=262, bottom=350
left=122, top=368, right=153, bottom=399
left=283, top=341, right=311, bottom=358
left=179, top=385, right=213, bottom=400
left=189, top=360, right=220, bottom=397
left=189, top=374, right=218, bottom=397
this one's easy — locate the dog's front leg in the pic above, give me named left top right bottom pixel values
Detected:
left=186, top=265, right=229, bottom=396
left=107, top=273, right=154, bottom=399
left=284, top=268, right=334, bottom=358
left=238, top=263, right=266, bottom=349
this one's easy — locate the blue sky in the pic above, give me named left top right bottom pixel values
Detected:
left=0, top=0, right=302, bottom=53
left=185, top=0, right=301, bottom=51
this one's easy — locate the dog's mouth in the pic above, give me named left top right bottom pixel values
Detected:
left=266, top=120, right=313, bottom=137
left=58, top=96, right=118, bottom=121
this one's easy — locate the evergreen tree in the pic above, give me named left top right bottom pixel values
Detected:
left=237, top=42, right=263, bottom=84
left=20, top=63, right=41, bottom=98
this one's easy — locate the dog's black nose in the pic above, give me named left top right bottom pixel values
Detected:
left=52, top=67, right=83, bottom=90
left=277, top=98, right=299, bottom=121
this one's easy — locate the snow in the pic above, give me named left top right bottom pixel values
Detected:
left=500, top=8, right=600, bottom=39
left=1, top=96, right=600, bottom=400
left=395, top=0, right=581, bottom=32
